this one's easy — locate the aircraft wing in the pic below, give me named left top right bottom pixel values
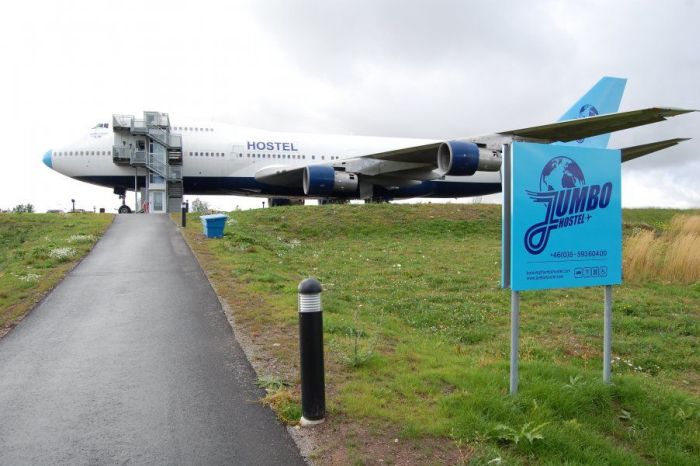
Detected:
left=499, top=107, right=695, bottom=143
left=254, top=141, right=446, bottom=187
left=255, top=107, right=696, bottom=188
left=254, top=150, right=444, bottom=188
left=620, top=138, right=691, bottom=163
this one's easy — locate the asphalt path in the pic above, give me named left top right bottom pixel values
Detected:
left=0, top=214, right=306, bottom=465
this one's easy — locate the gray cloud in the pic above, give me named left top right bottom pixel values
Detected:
left=246, top=0, right=700, bottom=203
left=1, top=0, right=698, bottom=210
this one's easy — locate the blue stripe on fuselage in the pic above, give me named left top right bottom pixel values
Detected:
left=75, top=176, right=502, bottom=199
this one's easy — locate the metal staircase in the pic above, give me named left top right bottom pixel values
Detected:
left=112, top=112, right=183, bottom=213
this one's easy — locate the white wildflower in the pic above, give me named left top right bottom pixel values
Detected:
left=67, top=234, right=95, bottom=243
left=18, top=273, right=41, bottom=282
left=49, top=247, right=76, bottom=259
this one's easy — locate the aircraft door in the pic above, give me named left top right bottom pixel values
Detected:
left=228, top=143, right=245, bottom=174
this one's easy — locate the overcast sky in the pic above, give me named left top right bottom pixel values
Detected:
left=1, top=0, right=698, bottom=212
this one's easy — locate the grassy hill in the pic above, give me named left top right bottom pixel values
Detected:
left=182, top=204, right=699, bottom=465
left=0, top=213, right=113, bottom=336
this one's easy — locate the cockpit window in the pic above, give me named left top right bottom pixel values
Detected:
left=92, top=123, right=109, bottom=129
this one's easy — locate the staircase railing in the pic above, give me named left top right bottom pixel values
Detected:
left=148, top=153, right=167, bottom=178
left=132, top=150, right=147, bottom=165
left=168, top=166, right=182, bottom=180
left=148, top=127, right=168, bottom=146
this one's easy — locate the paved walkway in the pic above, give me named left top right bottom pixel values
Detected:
left=0, top=214, right=305, bottom=465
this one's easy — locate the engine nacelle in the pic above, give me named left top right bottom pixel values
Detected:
left=437, top=140, right=501, bottom=176
left=303, top=166, right=359, bottom=196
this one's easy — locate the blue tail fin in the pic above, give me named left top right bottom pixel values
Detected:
left=557, top=76, right=627, bottom=148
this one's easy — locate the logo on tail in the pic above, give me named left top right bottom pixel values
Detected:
left=576, top=104, right=599, bottom=143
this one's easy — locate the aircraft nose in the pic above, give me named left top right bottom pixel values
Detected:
left=42, top=149, right=53, bottom=169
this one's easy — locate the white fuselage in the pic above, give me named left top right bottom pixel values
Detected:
left=47, top=120, right=502, bottom=199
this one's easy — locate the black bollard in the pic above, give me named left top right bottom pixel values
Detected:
left=298, top=278, right=325, bottom=426
left=181, top=201, right=187, bottom=228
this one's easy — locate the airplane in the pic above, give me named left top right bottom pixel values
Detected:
left=42, top=77, right=695, bottom=213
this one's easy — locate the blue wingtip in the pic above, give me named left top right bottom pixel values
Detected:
left=43, top=150, right=52, bottom=169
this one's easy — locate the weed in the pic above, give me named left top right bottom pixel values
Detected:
left=256, top=375, right=291, bottom=393
left=618, top=409, right=632, bottom=421
left=259, top=388, right=301, bottom=425
left=563, top=374, right=584, bottom=389
left=670, top=401, right=698, bottom=420
left=341, top=306, right=376, bottom=368
left=492, top=421, right=549, bottom=445
left=449, top=429, right=469, bottom=465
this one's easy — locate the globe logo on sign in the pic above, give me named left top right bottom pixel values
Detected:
left=524, top=155, right=613, bottom=255
left=539, top=156, right=586, bottom=191
left=576, top=104, right=599, bottom=143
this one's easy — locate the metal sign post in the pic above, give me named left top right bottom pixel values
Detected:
left=603, top=285, right=612, bottom=383
left=510, top=290, right=520, bottom=395
left=502, top=143, right=520, bottom=395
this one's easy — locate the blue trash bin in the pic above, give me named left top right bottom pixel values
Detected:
left=200, top=214, right=228, bottom=238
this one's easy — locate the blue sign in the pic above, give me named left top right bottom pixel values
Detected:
left=508, top=142, right=622, bottom=291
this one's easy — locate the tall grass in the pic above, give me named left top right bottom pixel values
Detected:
left=624, top=215, right=700, bottom=283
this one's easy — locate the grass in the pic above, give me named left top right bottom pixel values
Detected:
left=181, top=204, right=699, bottom=465
left=0, top=213, right=113, bottom=333
left=624, top=214, right=700, bottom=283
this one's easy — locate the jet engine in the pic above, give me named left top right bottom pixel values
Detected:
left=437, top=140, right=501, bottom=176
left=303, top=166, right=359, bottom=196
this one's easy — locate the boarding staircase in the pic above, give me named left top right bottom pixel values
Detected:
left=112, top=112, right=183, bottom=213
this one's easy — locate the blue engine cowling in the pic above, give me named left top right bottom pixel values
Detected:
left=303, top=166, right=359, bottom=196
left=437, top=140, right=481, bottom=176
